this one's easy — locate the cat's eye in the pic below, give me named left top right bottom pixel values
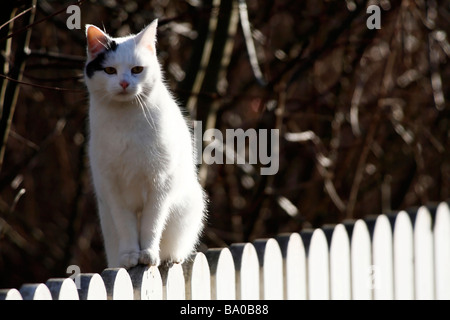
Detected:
left=131, top=66, right=144, bottom=74
left=104, top=67, right=117, bottom=75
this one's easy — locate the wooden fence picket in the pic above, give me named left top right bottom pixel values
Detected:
left=345, top=219, right=372, bottom=300
left=276, top=233, right=306, bottom=300
left=19, top=283, right=52, bottom=300
left=75, top=273, right=107, bottom=300
left=301, top=228, right=329, bottom=300
left=0, top=288, right=23, bottom=300
left=229, top=243, right=260, bottom=300
left=46, top=278, right=79, bottom=300
left=182, top=252, right=211, bottom=300
left=391, top=211, right=414, bottom=300
left=253, top=238, right=283, bottom=300
left=324, top=224, right=351, bottom=300
left=159, top=263, right=185, bottom=300
left=205, top=248, right=236, bottom=300
left=369, top=214, right=394, bottom=300
left=411, top=206, right=434, bottom=299
left=434, top=202, right=450, bottom=300
left=101, top=268, right=134, bottom=300
left=128, top=265, right=162, bottom=300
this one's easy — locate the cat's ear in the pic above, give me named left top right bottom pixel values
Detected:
left=86, top=24, right=110, bottom=60
left=136, top=19, right=158, bottom=53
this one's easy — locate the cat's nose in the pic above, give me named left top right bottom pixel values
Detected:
left=120, top=81, right=129, bottom=89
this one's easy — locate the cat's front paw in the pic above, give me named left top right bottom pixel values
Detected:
left=119, top=251, right=140, bottom=269
left=139, top=248, right=160, bottom=266
left=162, top=258, right=184, bottom=268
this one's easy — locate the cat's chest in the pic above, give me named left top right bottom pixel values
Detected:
left=90, top=106, right=168, bottom=172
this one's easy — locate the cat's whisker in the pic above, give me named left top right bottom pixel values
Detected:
left=141, top=88, right=162, bottom=113
left=135, top=93, right=156, bottom=131
left=96, top=38, right=109, bottom=50
left=91, top=89, right=110, bottom=103
left=98, top=92, right=112, bottom=103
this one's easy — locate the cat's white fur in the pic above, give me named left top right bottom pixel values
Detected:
left=84, top=20, right=206, bottom=268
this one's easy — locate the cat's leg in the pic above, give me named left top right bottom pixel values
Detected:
left=159, top=189, right=205, bottom=265
left=138, top=191, right=171, bottom=266
left=98, top=193, right=140, bottom=269
left=111, top=205, right=140, bottom=269
left=97, top=199, right=120, bottom=267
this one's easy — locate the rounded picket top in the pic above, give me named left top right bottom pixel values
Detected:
left=410, top=206, right=434, bottom=299
left=159, top=262, right=185, bottom=300
left=276, top=233, right=306, bottom=300
left=367, top=214, right=394, bottom=300
left=0, top=288, right=23, bottom=300
left=229, top=242, right=260, bottom=300
left=46, top=278, right=79, bottom=300
left=101, top=268, right=134, bottom=300
left=182, top=252, right=211, bottom=300
left=205, top=248, right=236, bottom=300
left=128, top=265, right=162, bottom=300
left=344, top=219, right=372, bottom=300
left=253, top=238, right=283, bottom=300
left=323, top=224, right=351, bottom=300
left=391, top=211, right=414, bottom=300
left=76, top=273, right=107, bottom=300
left=434, top=202, right=450, bottom=300
left=301, top=228, right=329, bottom=300
left=19, top=283, right=52, bottom=300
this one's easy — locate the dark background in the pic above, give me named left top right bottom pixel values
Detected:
left=0, top=0, right=449, bottom=288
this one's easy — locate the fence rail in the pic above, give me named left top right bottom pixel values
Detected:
left=1, top=202, right=449, bottom=300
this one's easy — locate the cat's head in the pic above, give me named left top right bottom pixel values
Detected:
left=84, top=20, right=160, bottom=103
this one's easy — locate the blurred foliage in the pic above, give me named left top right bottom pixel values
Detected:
left=0, top=0, right=449, bottom=287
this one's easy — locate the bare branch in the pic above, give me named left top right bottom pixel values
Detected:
left=0, top=6, right=35, bottom=32
left=0, top=0, right=86, bottom=43
left=0, top=73, right=84, bottom=92
left=238, top=0, right=267, bottom=86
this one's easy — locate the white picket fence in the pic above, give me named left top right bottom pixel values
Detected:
left=1, top=202, right=449, bottom=300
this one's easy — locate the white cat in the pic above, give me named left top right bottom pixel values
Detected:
left=84, top=20, right=206, bottom=269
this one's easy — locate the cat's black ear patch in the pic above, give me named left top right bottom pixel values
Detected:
left=108, top=40, right=118, bottom=51
left=85, top=40, right=119, bottom=78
